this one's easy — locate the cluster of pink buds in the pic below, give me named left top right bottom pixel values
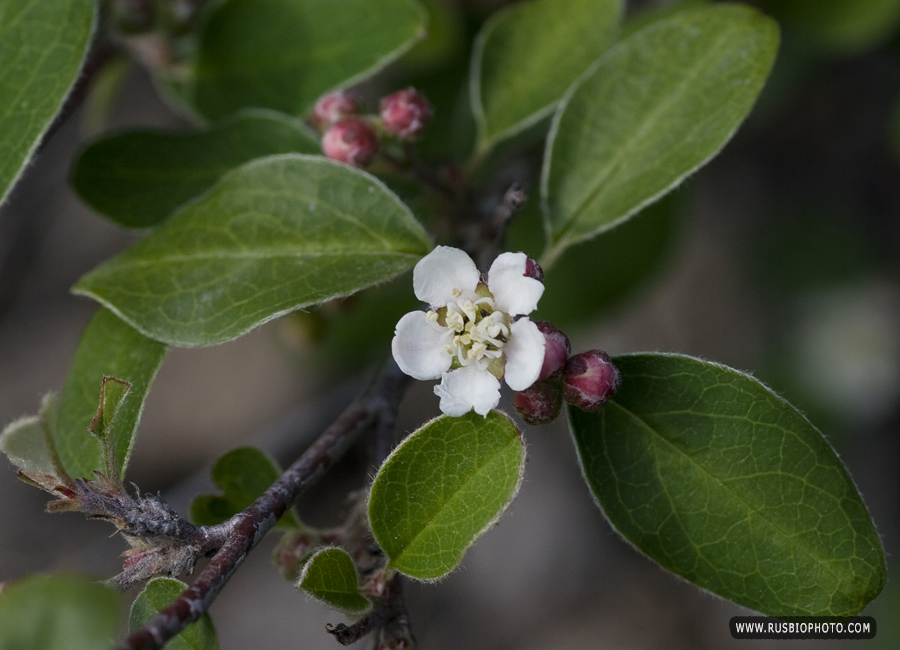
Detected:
left=512, top=262, right=621, bottom=425
left=312, top=88, right=433, bottom=168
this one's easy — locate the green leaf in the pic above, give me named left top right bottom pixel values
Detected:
left=88, top=376, right=131, bottom=483
left=56, top=308, right=167, bottom=480
left=0, top=574, right=120, bottom=650
left=621, top=0, right=710, bottom=40
left=74, top=155, right=432, bottom=347
left=71, top=110, right=320, bottom=228
left=191, top=446, right=299, bottom=528
left=368, top=411, right=525, bottom=581
left=130, top=578, right=217, bottom=650
left=0, top=0, right=94, bottom=206
left=471, top=0, right=621, bottom=152
left=193, top=0, right=427, bottom=120
left=541, top=4, right=779, bottom=264
left=568, top=353, right=886, bottom=617
left=297, top=547, right=371, bottom=615
left=0, top=394, right=72, bottom=494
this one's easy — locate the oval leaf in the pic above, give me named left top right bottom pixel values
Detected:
left=0, top=0, right=94, bottom=206
left=191, top=446, right=299, bottom=528
left=130, top=578, right=217, bottom=650
left=71, top=110, right=320, bottom=228
left=0, top=574, right=120, bottom=650
left=56, top=308, right=166, bottom=479
left=471, top=0, right=621, bottom=151
left=298, top=547, right=371, bottom=615
left=568, top=353, right=886, bottom=617
left=541, top=4, right=779, bottom=262
left=73, top=154, right=432, bottom=347
left=368, top=411, right=525, bottom=581
left=193, top=0, right=427, bottom=120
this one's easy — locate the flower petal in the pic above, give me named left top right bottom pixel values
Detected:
left=504, top=318, right=545, bottom=391
left=413, top=246, right=480, bottom=307
left=487, top=252, right=544, bottom=316
left=392, top=311, right=452, bottom=380
left=434, top=366, right=501, bottom=417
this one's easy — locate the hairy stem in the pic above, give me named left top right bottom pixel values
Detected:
left=118, top=361, right=407, bottom=650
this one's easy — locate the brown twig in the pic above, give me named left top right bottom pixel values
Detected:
left=118, top=361, right=407, bottom=650
left=326, top=575, right=413, bottom=647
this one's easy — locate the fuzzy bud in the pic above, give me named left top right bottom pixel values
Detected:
left=321, top=118, right=379, bottom=167
left=380, top=88, right=432, bottom=140
left=513, top=381, right=562, bottom=425
left=535, top=321, right=570, bottom=381
left=311, top=91, right=360, bottom=131
left=562, top=350, right=621, bottom=412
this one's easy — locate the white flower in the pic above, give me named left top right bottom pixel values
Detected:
left=392, top=246, right=546, bottom=417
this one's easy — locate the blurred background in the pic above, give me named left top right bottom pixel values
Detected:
left=0, top=0, right=898, bottom=648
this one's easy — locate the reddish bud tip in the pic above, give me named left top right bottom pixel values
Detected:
left=562, top=350, right=621, bottom=412
left=311, top=91, right=360, bottom=130
left=321, top=118, right=379, bottom=167
left=513, top=381, right=562, bottom=425
left=380, top=88, right=433, bottom=140
left=535, top=321, right=570, bottom=381
left=524, top=258, right=544, bottom=282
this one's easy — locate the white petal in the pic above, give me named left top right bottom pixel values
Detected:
left=504, top=318, right=545, bottom=390
left=487, top=252, right=544, bottom=316
left=413, top=246, right=480, bottom=307
left=434, top=366, right=501, bottom=417
left=392, top=311, right=452, bottom=380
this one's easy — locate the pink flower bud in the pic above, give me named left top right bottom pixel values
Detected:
left=513, top=381, right=562, bottom=425
left=380, top=88, right=433, bottom=140
left=535, top=321, right=570, bottom=381
left=321, top=118, right=379, bottom=167
left=562, top=350, right=621, bottom=412
left=524, top=258, right=543, bottom=282
left=311, top=91, right=360, bottom=130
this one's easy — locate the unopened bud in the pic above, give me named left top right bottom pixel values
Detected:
left=562, top=350, right=621, bottom=412
left=311, top=91, right=360, bottom=130
left=513, top=381, right=562, bottom=425
left=524, top=258, right=543, bottom=282
left=321, top=118, right=379, bottom=167
left=535, top=321, right=569, bottom=381
left=380, top=88, right=432, bottom=140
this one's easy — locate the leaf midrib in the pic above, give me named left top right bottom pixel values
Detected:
left=391, top=434, right=517, bottom=567
left=554, top=21, right=736, bottom=245
left=606, top=399, right=842, bottom=585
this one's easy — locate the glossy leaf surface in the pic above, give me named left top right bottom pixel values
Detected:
left=369, top=411, right=524, bottom=581
left=471, top=0, right=621, bottom=150
left=569, top=353, right=886, bottom=616
left=74, top=155, right=431, bottom=347
left=130, top=578, right=217, bottom=650
left=297, top=547, right=371, bottom=615
left=56, top=309, right=166, bottom=479
left=0, top=574, right=119, bottom=650
left=194, top=0, right=426, bottom=120
left=0, top=0, right=94, bottom=206
left=72, top=110, right=320, bottom=228
left=191, top=446, right=299, bottom=527
left=542, top=4, right=778, bottom=261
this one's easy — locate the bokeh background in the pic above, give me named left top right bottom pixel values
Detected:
left=1, top=0, right=898, bottom=648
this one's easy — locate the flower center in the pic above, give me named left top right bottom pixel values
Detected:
left=427, top=292, right=511, bottom=373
